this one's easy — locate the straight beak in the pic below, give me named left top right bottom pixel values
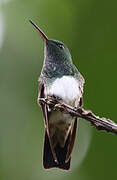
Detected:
left=29, top=19, right=48, bottom=41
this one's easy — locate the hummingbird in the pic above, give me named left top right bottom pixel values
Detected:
left=29, top=20, right=84, bottom=170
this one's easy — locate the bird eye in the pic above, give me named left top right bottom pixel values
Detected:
left=58, top=44, right=64, bottom=49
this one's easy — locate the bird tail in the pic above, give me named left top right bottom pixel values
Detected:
left=43, top=130, right=71, bottom=170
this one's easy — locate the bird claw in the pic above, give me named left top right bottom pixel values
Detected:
left=48, top=95, right=62, bottom=102
left=82, top=109, right=92, bottom=115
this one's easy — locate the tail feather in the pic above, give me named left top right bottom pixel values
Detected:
left=43, top=131, right=71, bottom=170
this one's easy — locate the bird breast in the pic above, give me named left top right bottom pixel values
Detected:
left=46, top=76, right=81, bottom=106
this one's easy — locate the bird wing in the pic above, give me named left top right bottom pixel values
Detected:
left=65, top=74, right=84, bottom=162
left=38, top=79, right=58, bottom=163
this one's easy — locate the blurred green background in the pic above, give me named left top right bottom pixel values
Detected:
left=0, top=0, right=117, bottom=179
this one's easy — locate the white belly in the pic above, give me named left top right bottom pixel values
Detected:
left=46, top=76, right=81, bottom=105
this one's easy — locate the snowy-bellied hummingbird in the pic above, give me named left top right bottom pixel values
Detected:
left=29, top=20, right=84, bottom=170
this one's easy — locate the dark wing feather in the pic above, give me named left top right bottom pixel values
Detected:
left=43, top=130, right=71, bottom=170
left=37, top=80, right=46, bottom=124
left=65, top=118, right=77, bottom=162
left=38, top=79, right=58, bottom=163
left=65, top=96, right=83, bottom=162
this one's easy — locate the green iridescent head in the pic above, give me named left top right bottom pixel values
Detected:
left=29, top=20, right=72, bottom=63
left=45, top=39, right=72, bottom=63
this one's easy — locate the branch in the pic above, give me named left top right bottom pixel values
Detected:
left=39, top=97, right=117, bottom=135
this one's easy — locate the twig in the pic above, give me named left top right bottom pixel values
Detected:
left=39, top=97, right=117, bottom=135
